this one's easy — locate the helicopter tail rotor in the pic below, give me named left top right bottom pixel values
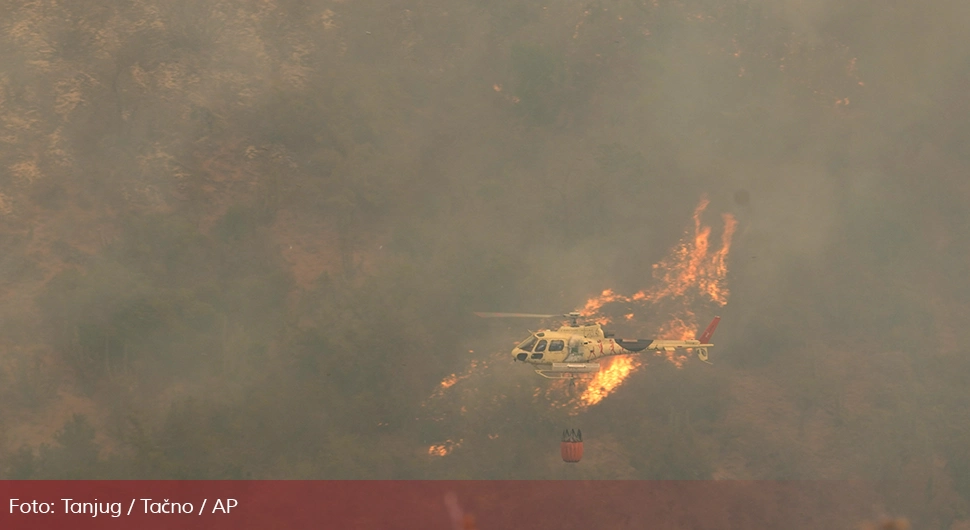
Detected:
left=696, top=347, right=711, bottom=364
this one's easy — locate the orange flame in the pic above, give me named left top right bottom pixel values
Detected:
left=428, top=439, right=463, bottom=457
left=423, top=198, right=736, bottom=422
left=655, top=317, right=694, bottom=367
left=441, top=374, right=460, bottom=390
left=426, top=360, right=484, bottom=402
left=571, top=197, right=736, bottom=409
left=581, top=288, right=627, bottom=324
left=635, top=198, right=736, bottom=306
left=580, top=356, right=641, bottom=407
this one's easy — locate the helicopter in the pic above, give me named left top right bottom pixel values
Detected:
left=475, top=311, right=720, bottom=379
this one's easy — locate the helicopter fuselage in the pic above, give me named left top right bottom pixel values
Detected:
left=511, top=322, right=711, bottom=378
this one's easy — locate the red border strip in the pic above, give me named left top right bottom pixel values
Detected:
left=0, top=480, right=922, bottom=529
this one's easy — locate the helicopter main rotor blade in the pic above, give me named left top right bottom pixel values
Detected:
left=474, top=312, right=560, bottom=318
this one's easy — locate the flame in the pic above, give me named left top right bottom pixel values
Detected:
left=423, top=197, right=736, bottom=434
left=710, top=213, right=738, bottom=302
left=570, top=196, right=737, bottom=409
left=579, top=202, right=735, bottom=321
left=441, top=374, right=460, bottom=390
left=421, top=357, right=494, bottom=425
left=428, top=439, right=463, bottom=457
left=426, top=360, right=484, bottom=402
left=581, top=288, right=627, bottom=323
left=580, top=356, right=641, bottom=407
left=634, top=198, right=736, bottom=306
left=655, top=317, right=694, bottom=367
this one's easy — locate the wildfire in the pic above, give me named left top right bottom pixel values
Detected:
left=441, top=374, right=460, bottom=390
left=581, top=288, right=628, bottom=324
left=428, top=439, right=463, bottom=457
left=635, top=198, right=737, bottom=306
left=425, top=360, right=484, bottom=402
left=578, top=201, right=735, bottom=323
left=422, top=197, right=736, bottom=429
left=571, top=196, right=737, bottom=409
left=580, top=356, right=641, bottom=407
left=421, top=357, right=494, bottom=425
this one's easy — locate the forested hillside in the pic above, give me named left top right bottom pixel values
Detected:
left=1, top=0, right=969, bottom=525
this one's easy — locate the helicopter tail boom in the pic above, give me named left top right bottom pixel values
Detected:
left=622, top=317, right=721, bottom=363
left=613, top=339, right=653, bottom=352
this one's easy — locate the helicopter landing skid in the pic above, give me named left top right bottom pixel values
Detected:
left=535, top=370, right=596, bottom=380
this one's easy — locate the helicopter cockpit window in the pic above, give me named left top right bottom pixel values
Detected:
left=534, top=340, right=548, bottom=353
left=548, top=340, right=565, bottom=352
left=517, top=336, right=538, bottom=351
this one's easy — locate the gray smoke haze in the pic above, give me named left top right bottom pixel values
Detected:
left=0, top=0, right=969, bottom=523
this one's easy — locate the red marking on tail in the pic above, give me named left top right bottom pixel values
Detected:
left=698, top=316, right=720, bottom=344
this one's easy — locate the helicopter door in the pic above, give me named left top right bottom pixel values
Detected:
left=546, top=339, right=565, bottom=361
left=531, top=339, right=548, bottom=359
